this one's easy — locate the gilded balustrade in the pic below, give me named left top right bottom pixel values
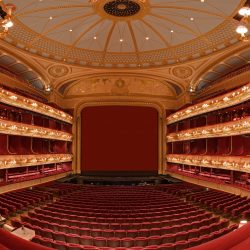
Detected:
left=0, top=154, right=72, bottom=169
left=0, top=87, right=73, bottom=124
left=167, top=83, right=250, bottom=125
left=167, top=116, right=250, bottom=142
left=167, top=154, right=250, bottom=173
left=0, top=118, right=72, bottom=141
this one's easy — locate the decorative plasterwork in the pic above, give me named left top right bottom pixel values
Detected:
left=0, top=118, right=72, bottom=141
left=0, top=87, right=73, bottom=124
left=167, top=116, right=250, bottom=142
left=166, top=83, right=250, bottom=125
left=172, top=66, right=193, bottom=79
left=0, top=154, right=73, bottom=170
left=48, top=65, right=70, bottom=78
left=167, top=154, right=250, bottom=173
left=64, top=75, right=179, bottom=97
left=4, top=0, right=243, bottom=68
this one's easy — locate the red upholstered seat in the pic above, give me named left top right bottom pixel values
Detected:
left=134, top=237, right=148, bottom=247
left=93, top=237, right=106, bottom=247
left=120, top=237, right=135, bottom=248
left=53, top=231, right=66, bottom=242
left=115, top=230, right=126, bottom=238
left=41, top=229, right=53, bottom=239
left=52, top=240, right=68, bottom=250
left=161, top=234, right=175, bottom=244
left=39, top=237, right=54, bottom=248
left=127, top=229, right=138, bottom=238
left=188, top=229, right=200, bottom=239
left=159, top=243, right=175, bottom=250
left=175, top=231, right=188, bottom=241
left=102, top=229, right=114, bottom=238
left=67, top=243, right=84, bottom=250
left=79, top=236, right=93, bottom=246
left=187, top=237, right=203, bottom=247
left=107, top=237, right=120, bottom=247
left=174, top=240, right=189, bottom=250
left=144, top=245, right=161, bottom=249
left=148, top=235, right=162, bottom=245
left=138, top=229, right=150, bottom=237
left=65, top=233, right=80, bottom=244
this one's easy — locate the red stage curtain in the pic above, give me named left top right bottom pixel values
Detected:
left=81, top=106, right=158, bottom=174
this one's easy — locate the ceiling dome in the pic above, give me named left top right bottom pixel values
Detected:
left=5, top=0, right=243, bottom=68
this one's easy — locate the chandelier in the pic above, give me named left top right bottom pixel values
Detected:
left=0, top=0, right=15, bottom=37
left=236, top=6, right=250, bottom=41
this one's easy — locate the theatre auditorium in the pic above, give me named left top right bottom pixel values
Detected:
left=0, top=0, right=249, bottom=249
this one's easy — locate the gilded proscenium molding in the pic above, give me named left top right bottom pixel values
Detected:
left=167, top=116, right=250, bottom=142
left=0, top=87, right=73, bottom=124
left=166, top=83, right=250, bottom=125
left=0, top=154, right=72, bottom=170
left=167, top=154, right=250, bottom=173
left=0, top=118, right=72, bottom=141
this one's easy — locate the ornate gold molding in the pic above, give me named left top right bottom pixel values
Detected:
left=0, top=118, right=72, bottom=141
left=0, top=154, right=72, bottom=170
left=167, top=116, right=250, bottom=142
left=167, top=154, right=250, bottom=173
left=167, top=83, right=250, bottom=125
left=0, top=87, right=73, bottom=124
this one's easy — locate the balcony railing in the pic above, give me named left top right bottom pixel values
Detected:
left=0, top=118, right=72, bottom=141
left=0, top=87, right=73, bottom=124
left=0, top=154, right=73, bottom=169
left=167, top=154, right=250, bottom=173
left=166, top=83, right=250, bottom=125
left=167, top=116, right=250, bottom=142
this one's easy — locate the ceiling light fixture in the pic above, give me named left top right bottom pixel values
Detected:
left=236, top=6, right=250, bottom=41
left=0, top=1, right=16, bottom=38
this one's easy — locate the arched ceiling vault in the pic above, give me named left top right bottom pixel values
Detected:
left=190, top=45, right=250, bottom=92
left=0, top=49, right=49, bottom=93
left=4, top=0, right=246, bottom=69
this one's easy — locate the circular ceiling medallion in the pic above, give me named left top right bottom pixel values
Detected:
left=104, top=1, right=141, bottom=17
left=172, top=66, right=193, bottom=79
left=48, top=65, right=69, bottom=78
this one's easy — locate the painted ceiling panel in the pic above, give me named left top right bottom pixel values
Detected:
left=5, top=0, right=243, bottom=67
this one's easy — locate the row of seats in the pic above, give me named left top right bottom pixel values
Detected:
left=32, top=224, right=238, bottom=250
left=13, top=218, right=234, bottom=248
left=29, top=209, right=213, bottom=230
left=44, top=203, right=198, bottom=219
left=186, top=189, right=250, bottom=219
left=0, top=188, right=52, bottom=217
left=20, top=213, right=220, bottom=236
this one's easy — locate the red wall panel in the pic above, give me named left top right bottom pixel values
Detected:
left=81, top=106, right=158, bottom=174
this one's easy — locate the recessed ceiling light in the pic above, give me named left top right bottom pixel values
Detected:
left=119, top=38, right=124, bottom=42
left=170, top=30, right=174, bottom=33
left=93, top=36, right=97, bottom=40
left=145, top=37, right=149, bottom=40
left=201, top=0, right=205, bottom=2
left=69, top=29, right=73, bottom=32
left=49, top=16, right=53, bottom=20
left=190, top=17, right=194, bottom=21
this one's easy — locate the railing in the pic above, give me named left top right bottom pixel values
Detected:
left=0, top=87, right=73, bottom=124
left=167, top=116, right=250, bottom=142
left=0, top=118, right=72, bottom=141
left=0, top=154, right=72, bottom=169
left=167, top=154, right=250, bottom=173
left=166, top=83, right=250, bottom=125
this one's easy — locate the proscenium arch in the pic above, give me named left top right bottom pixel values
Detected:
left=73, top=99, right=166, bottom=176
left=54, top=72, right=186, bottom=96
